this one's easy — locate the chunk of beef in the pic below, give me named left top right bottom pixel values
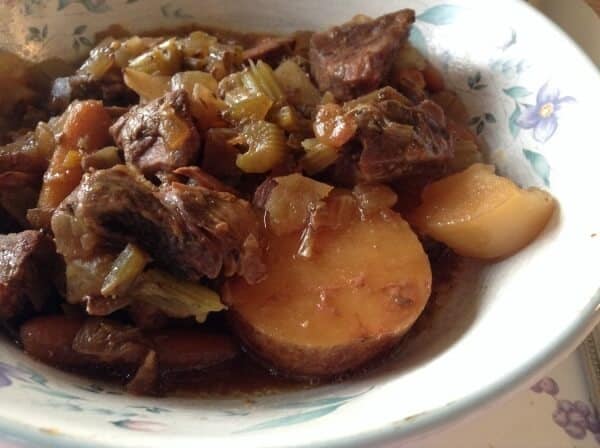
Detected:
left=128, top=301, right=169, bottom=330
left=52, top=165, right=265, bottom=284
left=50, top=72, right=137, bottom=113
left=309, top=10, right=415, bottom=100
left=343, top=87, right=453, bottom=182
left=242, top=36, right=294, bottom=64
left=0, top=171, right=41, bottom=229
left=160, top=182, right=264, bottom=281
left=173, top=166, right=238, bottom=195
left=72, top=318, right=151, bottom=364
left=0, top=207, right=21, bottom=234
left=202, top=128, right=241, bottom=184
left=71, top=317, right=158, bottom=395
left=252, top=177, right=277, bottom=209
left=110, top=90, right=201, bottom=177
left=0, top=231, right=58, bottom=319
left=0, top=128, right=53, bottom=176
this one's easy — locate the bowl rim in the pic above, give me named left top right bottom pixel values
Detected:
left=1, top=0, right=600, bottom=447
left=1, top=289, right=599, bottom=448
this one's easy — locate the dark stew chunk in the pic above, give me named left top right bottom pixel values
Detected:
left=344, top=87, right=453, bottom=182
left=52, top=165, right=265, bottom=284
left=110, top=90, right=201, bottom=177
left=0, top=230, right=58, bottom=319
left=309, top=10, right=415, bottom=100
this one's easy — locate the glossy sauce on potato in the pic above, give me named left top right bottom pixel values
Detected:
left=2, top=243, right=460, bottom=397
left=225, top=211, right=432, bottom=376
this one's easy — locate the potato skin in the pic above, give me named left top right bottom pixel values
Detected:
left=225, top=212, right=431, bottom=378
left=229, top=310, right=402, bottom=378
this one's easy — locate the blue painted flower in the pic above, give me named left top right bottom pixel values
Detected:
left=0, top=369, right=11, bottom=388
left=0, top=362, right=40, bottom=388
left=517, top=83, right=574, bottom=143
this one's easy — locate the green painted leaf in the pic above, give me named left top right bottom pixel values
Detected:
left=26, top=27, right=42, bottom=43
left=173, top=7, right=192, bottom=19
left=468, top=116, right=480, bottom=126
left=417, top=4, right=464, bottom=25
left=59, top=0, right=110, bottom=13
left=500, top=28, right=517, bottom=51
left=74, top=25, right=87, bottom=35
left=79, top=36, right=93, bottom=46
left=476, top=121, right=485, bottom=135
left=503, top=86, right=531, bottom=99
left=467, top=75, right=475, bottom=89
left=22, top=385, right=83, bottom=400
left=523, top=149, right=550, bottom=186
left=490, top=59, right=504, bottom=72
left=236, top=403, right=343, bottom=433
left=473, top=83, right=487, bottom=90
left=129, top=406, right=172, bottom=414
left=484, top=113, right=496, bottom=123
left=73, top=39, right=81, bottom=51
left=57, top=0, right=72, bottom=11
left=80, top=0, right=110, bottom=13
left=41, top=24, right=48, bottom=38
left=509, top=103, right=522, bottom=138
left=269, top=388, right=373, bottom=409
left=409, top=26, right=428, bottom=57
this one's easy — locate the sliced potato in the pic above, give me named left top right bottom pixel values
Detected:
left=224, top=211, right=432, bottom=377
left=410, top=163, right=555, bottom=259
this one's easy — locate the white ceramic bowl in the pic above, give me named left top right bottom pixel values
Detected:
left=0, top=1, right=599, bottom=447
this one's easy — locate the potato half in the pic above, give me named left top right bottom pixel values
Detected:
left=410, top=163, right=555, bottom=259
left=224, top=212, right=432, bottom=377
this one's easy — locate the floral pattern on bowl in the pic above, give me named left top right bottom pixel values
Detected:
left=0, top=1, right=599, bottom=447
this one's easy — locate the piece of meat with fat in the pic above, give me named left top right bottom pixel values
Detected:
left=0, top=231, right=58, bottom=319
left=51, top=165, right=266, bottom=284
left=110, top=90, right=201, bottom=177
left=309, top=10, right=415, bottom=100
left=50, top=72, right=137, bottom=113
left=343, top=87, right=453, bottom=182
left=160, top=181, right=265, bottom=280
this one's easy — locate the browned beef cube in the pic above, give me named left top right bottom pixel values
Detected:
left=309, top=10, right=415, bottom=101
left=343, top=87, right=453, bottom=182
left=52, top=165, right=265, bottom=284
left=0, top=230, right=57, bottom=319
left=110, top=90, right=201, bottom=177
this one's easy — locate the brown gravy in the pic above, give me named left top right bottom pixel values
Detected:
left=1, top=246, right=460, bottom=398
